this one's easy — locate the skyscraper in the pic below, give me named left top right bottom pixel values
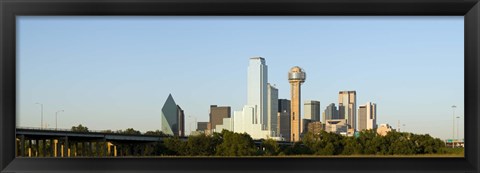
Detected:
left=209, top=105, right=231, bottom=131
left=247, top=57, right=268, bottom=127
left=323, top=103, right=339, bottom=122
left=338, top=104, right=345, bottom=119
left=196, top=122, right=208, bottom=132
left=304, top=100, right=320, bottom=121
left=177, top=105, right=185, bottom=137
left=358, top=102, right=377, bottom=131
left=161, top=94, right=185, bottom=137
left=322, top=112, right=326, bottom=124
left=338, top=91, right=356, bottom=130
left=278, top=99, right=291, bottom=113
left=278, top=99, right=291, bottom=141
left=288, top=66, right=306, bottom=142
left=267, top=83, right=279, bottom=135
left=218, top=57, right=281, bottom=140
left=303, top=100, right=320, bottom=134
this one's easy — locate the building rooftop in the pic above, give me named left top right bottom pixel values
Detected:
left=250, top=57, right=265, bottom=60
left=339, top=90, right=356, bottom=93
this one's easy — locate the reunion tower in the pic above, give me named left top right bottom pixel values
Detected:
left=288, top=66, right=306, bottom=142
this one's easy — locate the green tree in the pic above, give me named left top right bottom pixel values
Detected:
left=145, top=130, right=166, bottom=136
left=101, top=129, right=114, bottom=133
left=302, top=132, right=319, bottom=150
left=211, top=132, right=224, bottom=147
left=342, top=137, right=362, bottom=155
left=149, top=142, right=171, bottom=156
left=357, top=129, right=379, bottom=154
left=302, top=131, right=344, bottom=155
left=121, top=128, right=141, bottom=135
left=113, top=128, right=147, bottom=156
left=261, top=139, right=280, bottom=156
left=185, top=134, right=216, bottom=156
left=322, top=131, right=344, bottom=155
left=71, top=124, right=89, bottom=132
left=163, top=137, right=186, bottom=155
left=215, top=130, right=257, bottom=156
left=283, top=141, right=312, bottom=155
left=410, top=133, right=445, bottom=154
left=387, top=132, right=415, bottom=155
left=319, top=143, right=335, bottom=155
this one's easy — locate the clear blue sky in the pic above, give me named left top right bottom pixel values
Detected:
left=17, top=16, right=464, bottom=140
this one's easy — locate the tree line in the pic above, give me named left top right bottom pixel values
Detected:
left=70, top=124, right=461, bottom=156
left=71, top=124, right=168, bottom=136
left=161, top=129, right=456, bottom=156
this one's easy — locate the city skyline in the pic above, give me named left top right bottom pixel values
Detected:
left=17, top=16, right=464, bottom=140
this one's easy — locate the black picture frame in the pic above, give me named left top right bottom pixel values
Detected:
left=1, top=0, right=479, bottom=172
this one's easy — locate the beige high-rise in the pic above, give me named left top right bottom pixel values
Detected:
left=288, top=66, right=306, bottom=142
left=358, top=102, right=377, bottom=132
left=338, top=91, right=356, bottom=130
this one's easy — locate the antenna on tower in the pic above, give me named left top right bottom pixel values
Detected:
left=397, top=120, right=400, bottom=132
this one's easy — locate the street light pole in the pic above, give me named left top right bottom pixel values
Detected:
left=55, top=110, right=64, bottom=130
left=456, top=116, right=460, bottom=141
left=452, top=105, right=456, bottom=141
left=188, top=115, right=192, bottom=136
left=36, top=103, right=43, bottom=129
left=194, top=117, right=197, bottom=133
left=397, top=120, right=400, bottom=132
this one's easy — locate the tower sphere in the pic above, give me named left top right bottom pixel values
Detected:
left=288, top=66, right=306, bottom=83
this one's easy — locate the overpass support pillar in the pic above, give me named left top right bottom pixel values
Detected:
left=55, top=139, right=60, bottom=157
left=63, top=137, right=68, bottom=157
left=42, top=139, right=46, bottom=157
left=28, top=139, right=32, bottom=157
left=20, top=135, right=25, bottom=157
left=102, top=138, right=107, bottom=157
left=87, top=142, right=92, bottom=156
left=140, top=144, right=145, bottom=156
left=82, top=142, right=86, bottom=156
left=77, top=142, right=80, bottom=156
left=35, top=139, right=39, bottom=157
left=50, top=139, right=54, bottom=157
left=94, top=141, right=99, bottom=157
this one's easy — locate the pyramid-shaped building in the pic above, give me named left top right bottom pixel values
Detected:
left=161, top=94, right=185, bottom=136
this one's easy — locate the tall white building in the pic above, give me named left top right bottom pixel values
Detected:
left=215, top=117, right=233, bottom=133
left=358, top=102, right=377, bottom=131
left=216, top=105, right=276, bottom=139
left=247, top=57, right=268, bottom=128
left=233, top=106, right=272, bottom=139
left=215, top=57, right=283, bottom=140
left=267, top=83, right=278, bottom=135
